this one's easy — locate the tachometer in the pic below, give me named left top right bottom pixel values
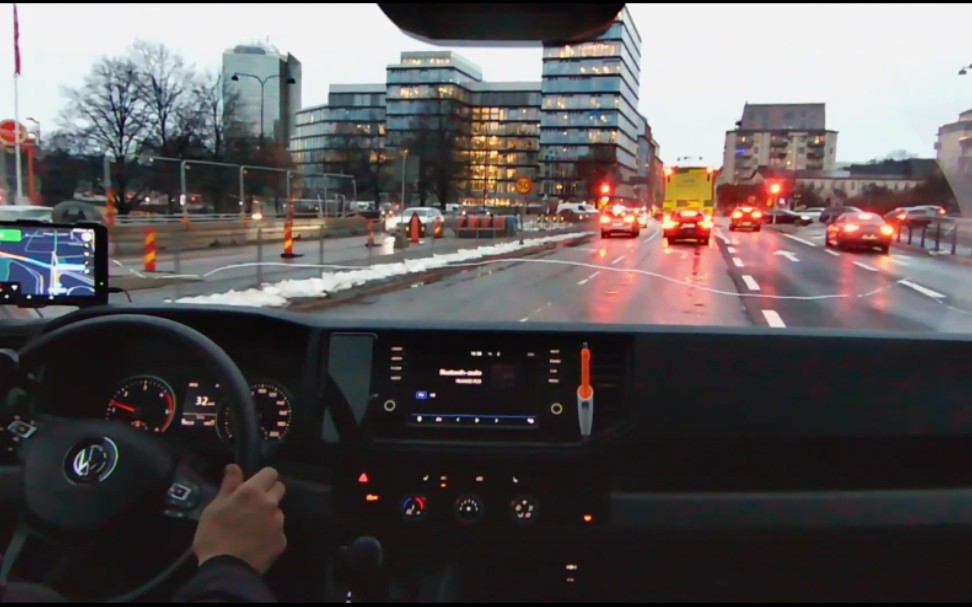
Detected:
left=217, top=382, right=293, bottom=442
left=107, top=375, right=177, bottom=433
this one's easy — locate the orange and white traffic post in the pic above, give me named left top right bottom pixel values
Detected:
left=144, top=228, right=157, bottom=273
left=409, top=212, right=421, bottom=244
left=365, top=219, right=377, bottom=247
left=105, top=189, right=116, bottom=230
left=281, top=198, right=303, bottom=259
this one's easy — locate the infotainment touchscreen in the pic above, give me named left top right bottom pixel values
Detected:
left=385, top=343, right=541, bottom=429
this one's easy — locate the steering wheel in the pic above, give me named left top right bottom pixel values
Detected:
left=0, top=314, right=262, bottom=602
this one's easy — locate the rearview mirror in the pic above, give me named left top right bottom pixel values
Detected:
left=378, top=3, right=626, bottom=46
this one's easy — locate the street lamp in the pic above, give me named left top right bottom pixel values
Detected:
left=230, top=72, right=297, bottom=144
left=24, top=117, right=39, bottom=146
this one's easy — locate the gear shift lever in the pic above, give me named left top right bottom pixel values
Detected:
left=340, top=536, right=389, bottom=602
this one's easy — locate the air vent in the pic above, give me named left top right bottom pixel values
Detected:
left=590, top=348, right=628, bottom=432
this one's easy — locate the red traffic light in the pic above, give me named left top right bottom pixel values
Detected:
left=599, top=182, right=612, bottom=195
left=768, top=182, right=782, bottom=195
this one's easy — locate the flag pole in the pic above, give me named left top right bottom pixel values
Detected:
left=12, top=4, right=22, bottom=205
left=13, top=73, right=21, bottom=205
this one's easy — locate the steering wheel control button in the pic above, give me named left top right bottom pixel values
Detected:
left=6, top=420, right=36, bottom=439
left=168, top=482, right=192, bottom=502
left=383, top=399, right=397, bottom=412
left=167, top=479, right=199, bottom=505
left=64, top=437, right=119, bottom=484
left=454, top=494, right=484, bottom=525
left=550, top=402, right=564, bottom=416
left=510, top=496, right=539, bottom=524
left=401, top=495, right=428, bottom=522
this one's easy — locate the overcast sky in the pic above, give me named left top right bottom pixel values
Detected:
left=1, top=3, right=969, bottom=166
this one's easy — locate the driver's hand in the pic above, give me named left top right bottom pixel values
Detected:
left=192, top=464, right=287, bottom=575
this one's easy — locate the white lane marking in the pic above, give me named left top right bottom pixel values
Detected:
left=611, top=255, right=625, bottom=265
left=519, top=301, right=552, bottom=322
left=783, top=233, right=818, bottom=247
left=824, top=249, right=840, bottom=257
left=732, top=257, right=745, bottom=268
left=899, top=280, right=946, bottom=300
left=887, top=256, right=910, bottom=266
left=742, top=274, right=760, bottom=291
left=643, top=229, right=661, bottom=244
left=853, top=261, right=878, bottom=272
left=762, top=310, right=786, bottom=328
left=811, top=234, right=825, bottom=240
left=717, top=232, right=731, bottom=244
left=727, top=246, right=736, bottom=254
left=577, top=271, right=600, bottom=286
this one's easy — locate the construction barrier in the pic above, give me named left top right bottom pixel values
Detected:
left=144, top=228, right=157, bottom=272
left=453, top=214, right=519, bottom=238
left=280, top=218, right=303, bottom=259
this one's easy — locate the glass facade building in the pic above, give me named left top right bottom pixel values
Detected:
left=289, top=8, right=654, bottom=206
left=540, top=5, right=643, bottom=200
left=222, top=44, right=302, bottom=147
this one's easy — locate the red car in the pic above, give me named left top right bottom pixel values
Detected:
left=825, top=212, right=895, bottom=254
left=729, top=206, right=762, bottom=231
left=599, top=206, right=640, bottom=238
left=663, top=209, right=713, bottom=245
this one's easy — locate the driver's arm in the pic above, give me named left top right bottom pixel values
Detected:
left=172, top=555, right=276, bottom=603
left=174, top=465, right=287, bottom=604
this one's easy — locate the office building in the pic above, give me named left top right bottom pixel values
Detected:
left=290, top=9, right=657, bottom=206
left=540, top=5, right=645, bottom=200
left=222, top=43, right=302, bottom=146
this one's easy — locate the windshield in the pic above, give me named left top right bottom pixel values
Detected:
left=1, top=3, right=970, bottom=333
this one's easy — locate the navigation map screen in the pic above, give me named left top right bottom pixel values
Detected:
left=0, top=222, right=108, bottom=306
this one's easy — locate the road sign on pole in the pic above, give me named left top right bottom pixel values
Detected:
left=515, top=177, right=533, bottom=195
left=0, top=120, right=27, bottom=147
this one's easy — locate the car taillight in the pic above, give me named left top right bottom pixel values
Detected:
left=844, top=224, right=860, bottom=232
left=897, top=213, right=906, bottom=220
left=624, top=214, right=635, bottom=223
left=752, top=211, right=762, bottom=219
left=662, top=214, right=671, bottom=223
left=701, top=220, right=714, bottom=229
left=880, top=225, right=894, bottom=236
left=662, top=220, right=677, bottom=230
left=600, top=215, right=611, bottom=224
left=732, top=211, right=742, bottom=219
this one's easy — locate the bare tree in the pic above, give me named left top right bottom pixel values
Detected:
left=193, top=72, right=243, bottom=162
left=131, top=40, right=199, bottom=157
left=58, top=55, right=149, bottom=213
left=401, top=94, right=466, bottom=206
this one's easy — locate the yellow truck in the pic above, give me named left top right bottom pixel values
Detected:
left=662, top=166, right=717, bottom=215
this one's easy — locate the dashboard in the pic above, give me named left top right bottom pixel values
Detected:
left=6, top=305, right=972, bottom=601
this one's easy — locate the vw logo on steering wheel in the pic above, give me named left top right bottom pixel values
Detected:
left=65, top=438, right=119, bottom=483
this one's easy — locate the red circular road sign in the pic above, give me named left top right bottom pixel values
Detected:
left=0, top=120, right=27, bottom=146
left=515, top=177, right=533, bottom=195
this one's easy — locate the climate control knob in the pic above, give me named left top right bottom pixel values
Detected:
left=509, top=495, right=539, bottom=524
left=454, top=494, right=484, bottom=525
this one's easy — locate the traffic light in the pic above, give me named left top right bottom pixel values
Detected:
left=768, top=182, right=782, bottom=195
left=599, top=182, right=612, bottom=196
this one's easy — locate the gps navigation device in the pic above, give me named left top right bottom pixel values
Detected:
left=0, top=220, right=109, bottom=308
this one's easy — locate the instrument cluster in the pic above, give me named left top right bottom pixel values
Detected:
left=105, top=374, right=293, bottom=443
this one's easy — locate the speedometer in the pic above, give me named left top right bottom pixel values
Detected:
left=217, top=382, right=293, bottom=442
left=107, top=375, right=177, bottom=433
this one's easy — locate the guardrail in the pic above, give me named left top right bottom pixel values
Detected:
left=109, top=216, right=372, bottom=256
